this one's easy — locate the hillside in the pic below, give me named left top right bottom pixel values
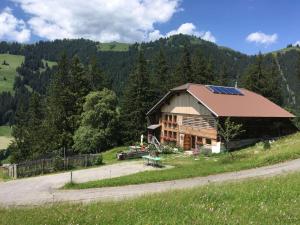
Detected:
left=0, top=35, right=299, bottom=112
left=2, top=170, right=300, bottom=224
left=0, top=54, right=24, bottom=93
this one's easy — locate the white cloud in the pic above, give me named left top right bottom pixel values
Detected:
left=199, top=31, right=216, bottom=43
left=0, top=7, right=31, bottom=42
left=149, top=23, right=216, bottom=43
left=246, top=31, right=278, bottom=45
left=293, top=41, right=300, bottom=46
left=11, top=0, right=181, bottom=43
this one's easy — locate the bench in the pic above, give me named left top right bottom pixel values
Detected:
left=142, top=155, right=162, bottom=167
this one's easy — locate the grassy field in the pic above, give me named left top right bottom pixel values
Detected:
left=0, top=54, right=57, bottom=93
left=0, top=125, right=13, bottom=150
left=97, top=42, right=130, bottom=51
left=65, top=132, right=300, bottom=189
left=2, top=172, right=300, bottom=224
left=0, top=54, right=24, bottom=93
left=0, top=125, right=12, bottom=137
left=101, top=146, right=128, bottom=164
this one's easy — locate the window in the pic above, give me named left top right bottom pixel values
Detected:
left=173, top=132, right=177, bottom=138
left=206, top=138, right=212, bottom=145
left=173, top=115, right=177, bottom=122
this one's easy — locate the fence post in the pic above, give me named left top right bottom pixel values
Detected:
left=85, top=155, right=87, bottom=167
left=13, top=164, right=17, bottom=179
left=42, top=159, right=44, bottom=174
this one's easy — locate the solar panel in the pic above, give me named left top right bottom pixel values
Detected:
left=206, top=85, right=244, bottom=96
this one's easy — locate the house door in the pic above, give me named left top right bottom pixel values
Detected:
left=191, top=135, right=196, bottom=149
left=184, top=134, right=191, bottom=150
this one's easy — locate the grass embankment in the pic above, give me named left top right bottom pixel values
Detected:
left=2, top=172, right=300, bottom=224
left=0, top=125, right=12, bottom=150
left=101, top=146, right=128, bottom=164
left=97, top=42, right=130, bottom=51
left=0, top=54, right=24, bottom=93
left=0, top=125, right=11, bottom=137
left=65, top=132, right=300, bottom=189
left=0, top=168, right=9, bottom=182
left=0, top=54, right=57, bottom=93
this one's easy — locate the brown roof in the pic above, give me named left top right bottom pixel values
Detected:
left=148, top=83, right=295, bottom=118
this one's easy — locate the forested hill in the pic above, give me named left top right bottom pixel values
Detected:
left=0, top=34, right=299, bottom=125
left=1, top=34, right=299, bottom=162
left=0, top=35, right=251, bottom=92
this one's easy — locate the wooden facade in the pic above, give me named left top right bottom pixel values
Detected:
left=147, top=83, right=297, bottom=153
left=157, top=92, right=218, bottom=150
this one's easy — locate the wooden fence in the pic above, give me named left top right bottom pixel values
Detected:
left=5, top=154, right=102, bottom=178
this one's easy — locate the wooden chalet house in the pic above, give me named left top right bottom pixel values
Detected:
left=146, top=83, right=296, bottom=153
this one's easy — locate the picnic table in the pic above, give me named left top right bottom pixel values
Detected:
left=142, top=155, right=162, bottom=167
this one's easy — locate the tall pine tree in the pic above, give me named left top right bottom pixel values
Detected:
left=243, top=52, right=266, bottom=93
left=173, top=45, right=192, bottom=86
left=45, top=54, right=91, bottom=154
left=243, top=53, right=282, bottom=105
left=264, top=56, right=283, bottom=105
left=153, top=47, right=169, bottom=99
left=120, top=51, right=154, bottom=144
left=297, top=52, right=300, bottom=79
left=218, top=62, right=229, bottom=86
left=191, top=50, right=207, bottom=84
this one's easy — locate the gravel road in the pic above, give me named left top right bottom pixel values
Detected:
left=1, top=158, right=300, bottom=207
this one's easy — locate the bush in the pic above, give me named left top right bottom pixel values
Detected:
left=53, top=157, right=64, bottom=171
left=94, top=154, right=103, bottom=165
left=161, top=145, right=174, bottom=154
left=263, top=140, right=271, bottom=150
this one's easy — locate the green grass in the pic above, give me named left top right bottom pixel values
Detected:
left=2, top=172, right=300, bottom=224
left=0, top=168, right=9, bottom=182
left=97, top=42, right=130, bottom=52
left=0, top=125, right=12, bottom=137
left=102, top=146, right=128, bottom=164
left=65, top=132, right=300, bottom=189
left=0, top=54, right=24, bottom=93
left=270, top=46, right=300, bottom=56
left=0, top=54, right=57, bottom=93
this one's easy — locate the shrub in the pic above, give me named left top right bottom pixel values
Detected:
left=263, top=140, right=271, bottom=150
left=53, top=157, right=64, bottom=171
left=161, top=145, right=174, bottom=154
left=94, top=154, right=103, bottom=165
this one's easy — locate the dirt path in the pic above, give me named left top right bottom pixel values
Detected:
left=0, top=161, right=165, bottom=207
left=1, top=158, right=300, bottom=207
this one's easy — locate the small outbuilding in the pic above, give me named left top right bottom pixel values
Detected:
left=147, top=83, right=296, bottom=153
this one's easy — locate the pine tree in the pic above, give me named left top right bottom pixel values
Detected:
left=243, top=53, right=283, bottom=105
left=45, top=53, right=74, bottom=154
left=264, top=56, right=283, bottom=105
left=205, top=57, right=216, bottom=84
left=219, top=62, right=229, bottom=86
left=243, top=52, right=266, bottom=94
left=26, top=92, right=47, bottom=158
left=173, top=45, right=192, bottom=86
left=69, top=56, right=91, bottom=128
left=191, top=50, right=207, bottom=84
left=153, top=47, right=169, bottom=98
left=120, top=51, right=154, bottom=144
left=9, top=95, right=30, bottom=162
left=297, top=52, right=300, bottom=79
left=89, top=56, right=107, bottom=91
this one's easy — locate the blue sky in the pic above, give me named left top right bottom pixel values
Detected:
left=0, top=0, right=299, bottom=55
